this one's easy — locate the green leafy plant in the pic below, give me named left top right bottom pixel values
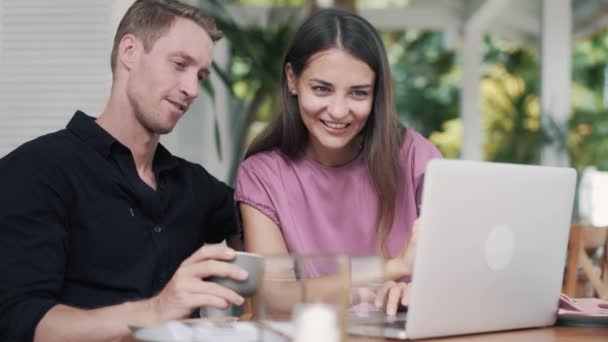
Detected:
left=200, top=0, right=299, bottom=183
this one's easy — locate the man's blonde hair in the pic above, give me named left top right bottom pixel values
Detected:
left=110, top=0, right=222, bottom=73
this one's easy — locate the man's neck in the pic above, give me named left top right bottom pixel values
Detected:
left=97, top=99, right=159, bottom=190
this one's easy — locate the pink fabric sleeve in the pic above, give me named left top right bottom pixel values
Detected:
left=408, top=131, right=443, bottom=215
left=234, top=161, right=281, bottom=227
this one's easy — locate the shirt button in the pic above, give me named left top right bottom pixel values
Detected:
left=159, top=272, right=167, bottom=284
left=153, top=225, right=163, bottom=233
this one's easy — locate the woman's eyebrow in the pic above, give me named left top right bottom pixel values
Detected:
left=309, top=78, right=373, bottom=89
left=309, top=78, right=332, bottom=86
left=351, top=84, right=373, bottom=89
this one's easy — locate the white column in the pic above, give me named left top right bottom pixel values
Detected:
left=540, top=0, right=571, bottom=167
left=211, top=39, right=233, bottom=181
left=460, top=0, right=511, bottom=160
left=194, top=39, right=232, bottom=181
left=461, top=26, right=483, bottom=160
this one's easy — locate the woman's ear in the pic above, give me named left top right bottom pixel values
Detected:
left=285, top=63, right=297, bottom=95
left=117, top=34, right=140, bottom=71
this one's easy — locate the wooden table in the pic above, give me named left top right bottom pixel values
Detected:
left=349, top=326, right=608, bottom=341
left=132, top=326, right=607, bottom=341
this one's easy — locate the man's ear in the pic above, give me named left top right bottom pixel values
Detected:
left=117, top=34, right=141, bottom=71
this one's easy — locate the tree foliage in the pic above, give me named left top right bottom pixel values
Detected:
left=570, top=29, right=608, bottom=171
left=203, top=0, right=608, bottom=176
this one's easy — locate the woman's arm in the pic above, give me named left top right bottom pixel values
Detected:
left=240, top=203, right=351, bottom=313
left=385, top=220, right=418, bottom=281
left=240, top=203, right=290, bottom=256
left=240, top=203, right=413, bottom=315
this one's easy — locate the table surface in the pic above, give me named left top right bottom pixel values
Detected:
left=131, top=325, right=608, bottom=342
left=349, top=326, right=608, bottom=341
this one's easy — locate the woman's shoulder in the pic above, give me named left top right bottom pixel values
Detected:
left=400, top=127, right=443, bottom=163
left=239, top=149, right=294, bottom=176
left=402, top=127, right=429, bottom=146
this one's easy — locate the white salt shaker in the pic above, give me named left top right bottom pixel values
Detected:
left=293, top=303, right=341, bottom=342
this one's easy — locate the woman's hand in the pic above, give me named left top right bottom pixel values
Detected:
left=374, top=281, right=411, bottom=316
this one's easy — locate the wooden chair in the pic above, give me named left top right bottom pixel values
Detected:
left=563, top=224, right=608, bottom=300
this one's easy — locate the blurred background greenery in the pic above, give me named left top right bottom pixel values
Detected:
left=200, top=0, right=608, bottom=181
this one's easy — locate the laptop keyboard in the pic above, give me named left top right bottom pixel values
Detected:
left=347, top=310, right=408, bottom=339
left=348, top=310, right=408, bottom=327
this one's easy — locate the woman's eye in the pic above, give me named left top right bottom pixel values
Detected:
left=312, top=86, right=330, bottom=94
left=352, top=90, right=369, bottom=97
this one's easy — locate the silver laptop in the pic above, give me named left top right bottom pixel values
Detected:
left=349, top=159, right=576, bottom=339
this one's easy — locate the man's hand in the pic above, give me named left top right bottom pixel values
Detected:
left=148, top=244, right=248, bottom=322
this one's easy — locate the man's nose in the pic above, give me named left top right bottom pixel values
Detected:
left=181, top=73, right=199, bottom=99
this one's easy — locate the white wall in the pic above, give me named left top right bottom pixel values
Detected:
left=0, top=0, right=115, bottom=157
left=0, top=0, right=232, bottom=181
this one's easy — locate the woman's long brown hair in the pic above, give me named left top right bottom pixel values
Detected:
left=245, top=9, right=403, bottom=256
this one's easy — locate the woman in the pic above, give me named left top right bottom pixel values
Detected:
left=235, top=8, right=442, bottom=315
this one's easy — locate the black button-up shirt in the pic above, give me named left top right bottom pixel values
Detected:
left=0, top=111, right=238, bottom=342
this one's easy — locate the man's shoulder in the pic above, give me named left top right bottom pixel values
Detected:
left=171, top=156, right=207, bottom=175
left=0, top=129, right=79, bottom=190
left=1, top=129, right=75, bottom=166
left=170, top=156, right=228, bottom=186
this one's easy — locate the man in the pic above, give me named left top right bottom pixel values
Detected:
left=0, top=1, right=246, bottom=341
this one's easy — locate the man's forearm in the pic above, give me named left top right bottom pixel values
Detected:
left=34, top=299, right=160, bottom=342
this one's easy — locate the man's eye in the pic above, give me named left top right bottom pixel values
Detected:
left=174, top=61, right=186, bottom=70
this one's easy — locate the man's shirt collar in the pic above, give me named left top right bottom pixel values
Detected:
left=67, top=110, right=178, bottom=172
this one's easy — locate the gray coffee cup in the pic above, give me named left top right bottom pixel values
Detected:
left=206, top=251, right=264, bottom=297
